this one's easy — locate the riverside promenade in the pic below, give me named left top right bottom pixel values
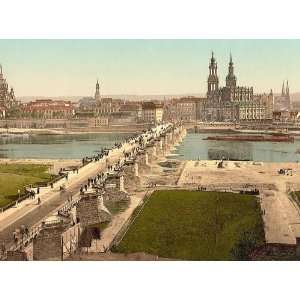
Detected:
left=0, top=124, right=171, bottom=246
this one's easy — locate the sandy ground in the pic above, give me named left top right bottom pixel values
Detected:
left=178, top=160, right=300, bottom=244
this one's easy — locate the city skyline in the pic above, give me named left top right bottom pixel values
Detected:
left=0, top=39, right=299, bottom=97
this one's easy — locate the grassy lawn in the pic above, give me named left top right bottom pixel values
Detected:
left=0, top=164, right=53, bottom=208
left=115, top=190, right=265, bottom=260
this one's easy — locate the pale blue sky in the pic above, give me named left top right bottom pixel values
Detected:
left=0, top=39, right=298, bottom=97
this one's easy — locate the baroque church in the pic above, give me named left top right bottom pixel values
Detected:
left=202, top=53, right=273, bottom=122
left=0, top=65, right=17, bottom=118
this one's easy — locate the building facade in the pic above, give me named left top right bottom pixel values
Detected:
left=202, top=53, right=273, bottom=122
left=142, top=101, right=164, bottom=124
left=23, top=99, right=74, bottom=119
left=0, top=65, right=18, bottom=118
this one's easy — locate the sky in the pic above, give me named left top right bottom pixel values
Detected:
left=0, top=39, right=299, bottom=97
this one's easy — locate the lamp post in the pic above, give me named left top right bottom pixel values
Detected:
left=17, top=189, right=21, bottom=206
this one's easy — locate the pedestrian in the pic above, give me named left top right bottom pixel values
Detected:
left=37, top=197, right=41, bottom=205
left=50, top=182, right=54, bottom=189
left=37, top=187, right=40, bottom=194
left=13, top=231, right=18, bottom=243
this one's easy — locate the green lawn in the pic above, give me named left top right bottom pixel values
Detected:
left=0, top=164, right=53, bottom=208
left=115, top=190, right=265, bottom=260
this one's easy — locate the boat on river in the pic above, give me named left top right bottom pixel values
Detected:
left=204, top=134, right=294, bottom=143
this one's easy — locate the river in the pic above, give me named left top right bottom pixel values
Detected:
left=0, top=133, right=132, bottom=159
left=1, top=132, right=300, bottom=162
left=172, top=133, right=300, bottom=162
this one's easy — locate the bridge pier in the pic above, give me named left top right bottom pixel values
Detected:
left=122, top=160, right=141, bottom=191
left=33, top=220, right=66, bottom=261
left=105, top=173, right=125, bottom=192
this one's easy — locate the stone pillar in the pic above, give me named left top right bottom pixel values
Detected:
left=164, top=136, right=169, bottom=152
left=145, top=153, right=149, bottom=165
left=134, top=162, right=139, bottom=177
left=76, top=194, right=111, bottom=228
left=160, top=139, right=163, bottom=150
left=33, top=221, right=65, bottom=261
left=152, top=146, right=157, bottom=157
left=119, top=175, right=124, bottom=192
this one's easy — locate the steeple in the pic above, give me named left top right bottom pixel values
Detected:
left=226, top=53, right=236, bottom=88
left=207, top=51, right=219, bottom=98
left=95, top=79, right=101, bottom=102
left=286, top=80, right=289, bottom=96
left=282, top=81, right=285, bottom=96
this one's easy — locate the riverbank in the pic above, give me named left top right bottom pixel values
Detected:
left=0, top=125, right=146, bottom=135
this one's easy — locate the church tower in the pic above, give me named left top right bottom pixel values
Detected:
left=207, top=52, right=219, bottom=99
left=281, top=81, right=285, bottom=96
left=225, top=54, right=237, bottom=89
left=95, top=79, right=101, bottom=103
left=286, top=80, right=290, bottom=110
left=286, top=80, right=290, bottom=97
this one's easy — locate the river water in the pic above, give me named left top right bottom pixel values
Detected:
left=173, top=133, right=300, bottom=162
left=1, top=132, right=300, bottom=162
left=0, top=133, right=132, bottom=159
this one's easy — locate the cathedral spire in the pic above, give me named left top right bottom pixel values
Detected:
left=282, top=81, right=285, bottom=96
left=95, top=79, right=101, bottom=102
left=286, top=80, right=289, bottom=96
left=207, top=52, right=219, bottom=98
left=226, top=53, right=236, bottom=88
